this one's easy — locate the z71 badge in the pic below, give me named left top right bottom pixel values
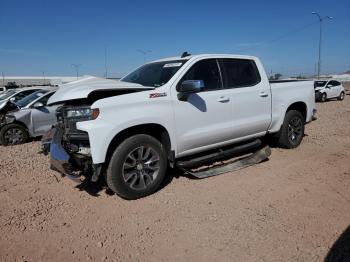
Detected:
left=149, top=92, right=167, bottom=98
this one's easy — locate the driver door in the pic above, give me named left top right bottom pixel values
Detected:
left=172, top=59, right=234, bottom=155
left=326, top=81, right=337, bottom=98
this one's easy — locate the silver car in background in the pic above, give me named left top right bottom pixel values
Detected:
left=0, top=88, right=59, bottom=145
left=0, top=87, right=42, bottom=109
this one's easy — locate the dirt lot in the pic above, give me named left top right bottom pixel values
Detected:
left=1, top=94, right=350, bottom=262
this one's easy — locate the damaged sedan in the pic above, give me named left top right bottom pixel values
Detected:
left=0, top=88, right=58, bottom=145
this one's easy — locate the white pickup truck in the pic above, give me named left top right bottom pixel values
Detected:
left=46, top=53, right=316, bottom=199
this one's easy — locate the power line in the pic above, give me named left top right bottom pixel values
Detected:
left=236, top=21, right=319, bottom=53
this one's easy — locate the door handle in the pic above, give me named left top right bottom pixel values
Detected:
left=217, top=96, right=230, bottom=103
left=259, top=92, right=269, bottom=97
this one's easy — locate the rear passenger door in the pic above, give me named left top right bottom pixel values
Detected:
left=219, top=58, right=271, bottom=138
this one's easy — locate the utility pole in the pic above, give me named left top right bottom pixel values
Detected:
left=1, top=72, right=4, bottom=87
left=137, top=49, right=152, bottom=63
left=312, top=12, right=332, bottom=79
left=71, top=64, right=82, bottom=80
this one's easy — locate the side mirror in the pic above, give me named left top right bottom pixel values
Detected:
left=9, top=97, right=16, bottom=102
left=177, top=80, right=204, bottom=100
left=326, top=85, right=333, bottom=88
left=33, top=102, right=44, bottom=108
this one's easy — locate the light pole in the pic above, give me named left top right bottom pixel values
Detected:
left=41, top=71, right=46, bottom=85
left=71, top=64, right=82, bottom=80
left=312, top=12, right=332, bottom=79
left=137, top=49, right=152, bottom=63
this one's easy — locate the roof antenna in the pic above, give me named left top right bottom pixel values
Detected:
left=181, top=51, right=191, bottom=58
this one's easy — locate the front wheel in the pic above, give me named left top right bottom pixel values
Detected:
left=276, top=110, right=305, bottom=149
left=106, top=134, right=168, bottom=200
left=338, top=91, right=345, bottom=101
left=0, top=123, right=29, bottom=146
left=321, top=93, right=327, bottom=102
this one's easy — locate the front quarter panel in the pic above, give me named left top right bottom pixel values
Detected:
left=76, top=87, right=175, bottom=164
left=9, top=110, right=33, bottom=136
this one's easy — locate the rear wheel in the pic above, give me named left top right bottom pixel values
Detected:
left=276, top=110, right=305, bottom=149
left=106, top=134, right=168, bottom=200
left=0, top=123, right=29, bottom=146
left=321, top=93, right=327, bottom=102
left=338, top=91, right=345, bottom=101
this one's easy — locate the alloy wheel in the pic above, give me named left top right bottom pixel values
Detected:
left=288, top=117, right=303, bottom=145
left=122, top=146, right=160, bottom=190
left=4, top=128, right=25, bottom=145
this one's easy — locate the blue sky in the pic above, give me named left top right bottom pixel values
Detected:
left=1, top=0, right=349, bottom=77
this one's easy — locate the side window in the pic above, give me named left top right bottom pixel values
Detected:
left=13, top=90, right=37, bottom=101
left=181, top=59, right=222, bottom=91
left=328, top=80, right=340, bottom=87
left=333, top=81, right=340, bottom=86
left=222, top=59, right=261, bottom=88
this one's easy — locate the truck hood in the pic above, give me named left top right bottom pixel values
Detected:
left=48, top=76, right=154, bottom=105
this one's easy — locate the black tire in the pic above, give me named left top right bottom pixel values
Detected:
left=106, top=134, right=168, bottom=200
left=276, top=110, right=305, bottom=149
left=338, top=91, right=345, bottom=101
left=0, top=123, right=29, bottom=146
left=321, top=93, right=327, bottom=102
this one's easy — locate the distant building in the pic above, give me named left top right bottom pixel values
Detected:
left=0, top=75, right=93, bottom=87
left=321, top=74, right=350, bottom=82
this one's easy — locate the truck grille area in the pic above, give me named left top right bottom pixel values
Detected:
left=56, top=106, right=91, bottom=154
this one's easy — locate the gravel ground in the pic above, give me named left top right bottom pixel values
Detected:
left=1, top=95, right=350, bottom=262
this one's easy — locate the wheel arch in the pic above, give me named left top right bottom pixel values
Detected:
left=105, top=123, right=173, bottom=166
left=2, top=120, right=29, bottom=133
left=285, top=101, right=307, bottom=122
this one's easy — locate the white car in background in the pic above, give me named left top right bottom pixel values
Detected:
left=314, top=80, right=345, bottom=102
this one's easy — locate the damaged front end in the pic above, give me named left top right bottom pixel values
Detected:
left=42, top=105, right=102, bottom=182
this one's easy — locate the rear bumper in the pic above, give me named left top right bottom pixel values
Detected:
left=315, top=91, right=322, bottom=101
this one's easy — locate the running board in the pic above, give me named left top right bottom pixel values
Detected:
left=177, top=145, right=271, bottom=179
left=176, top=139, right=262, bottom=169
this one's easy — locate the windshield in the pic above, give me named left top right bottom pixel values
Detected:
left=314, top=81, right=327, bottom=88
left=15, top=90, right=48, bottom=108
left=0, top=90, right=16, bottom=100
left=121, top=60, right=188, bottom=87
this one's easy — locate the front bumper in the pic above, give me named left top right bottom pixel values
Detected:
left=49, top=127, right=81, bottom=182
left=43, top=127, right=102, bottom=182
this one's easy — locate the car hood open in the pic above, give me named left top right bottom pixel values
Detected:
left=48, top=76, right=154, bottom=105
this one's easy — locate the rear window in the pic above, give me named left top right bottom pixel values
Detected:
left=221, top=59, right=261, bottom=88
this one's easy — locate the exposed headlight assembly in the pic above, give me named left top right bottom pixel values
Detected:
left=65, top=107, right=100, bottom=120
